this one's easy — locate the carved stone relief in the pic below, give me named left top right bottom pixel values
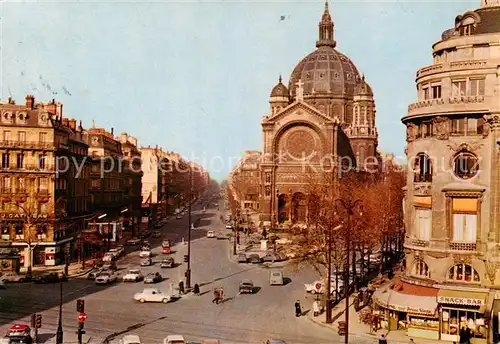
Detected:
left=482, top=115, right=490, bottom=137
left=414, top=183, right=431, bottom=196
left=452, top=255, right=472, bottom=265
left=264, top=185, right=271, bottom=197
left=406, top=123, right=417, bottom=142
left=427, top=251, right=448, bottom=259
left=276, top=173, right=302, bottom=183
left=433, top=116, right=449, bottom=140
left=485, top=261, right=500, bottom=284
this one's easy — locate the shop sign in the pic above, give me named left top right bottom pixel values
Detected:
left=0, top=213, right=48, bottom=220
left=437, top=296, right=485, bottom=306
left=385, top=303, right=436, bottom=315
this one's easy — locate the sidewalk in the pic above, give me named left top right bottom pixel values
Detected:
left=19, top=261, right=94, bottom=277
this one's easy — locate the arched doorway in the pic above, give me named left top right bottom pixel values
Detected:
left=292, top=192, right=307, bottom=223
left=278, top=194, right=289, bottom=223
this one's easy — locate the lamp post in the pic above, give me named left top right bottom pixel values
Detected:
left=186, top=167, right=192, bottom=289
left=233, top=215, right=237, bottom=255
left=56, top=269, right=63, bottom=344
left=275, top=189, right=280, bottom=228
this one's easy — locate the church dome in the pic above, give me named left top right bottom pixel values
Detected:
left=270, top=76, right=289, bottom=98
left=354, top=76, right=373, bottom=96
left=288, top=2, right=361, bottom=99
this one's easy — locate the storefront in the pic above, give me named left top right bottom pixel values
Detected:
left=373, top=281, right=440, bottom=340
left=437, top=289, right=488, bottom=343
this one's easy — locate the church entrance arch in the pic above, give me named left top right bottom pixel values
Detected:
left=278, top=194, right=289, bottom=223
left=292, top=192, right=307, bottom=223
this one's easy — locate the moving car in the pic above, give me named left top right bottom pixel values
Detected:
left=4, top=324, right=33, bottom=344
left=102, top=262, right=118, bottom=271
left=176, top=214, right=182, bottom=220
left=239, top=279, right=254, bottom=294
left=34, top=273, right=67, bottom=284
left=249, top=254, right=262, bottom=264
left=144, top=272, right=162, bottom=284
left=0, top=272, right=31, bottom=283
left=133, top=288, right=171, bottom=303
left=163, top=335, right=185, bottom=344
left=123, top=269, right=143, bottom=282
left=237, top=253, right=248, bottom=263
left=95, top=271, right=118, bottom=285
left=102, top=253, right=115, bottom=262
left=152, top=231, right=162, bottom=238
left=160, top=257, right=175, bottom=268
left=263, top=253, right=284, bottom=262
left=162, top=246, right=172, bottom=254
left=126, top=238, right=141, bottom=246
left=108, top=248, right=122, bottom=258
left=87, top=268, right=104, bottom=280
left=162, top=240, right=171, bottom=248
left=140, top=258, right=152, bottom=266
left=225, top=224, right=233, bottom=229
left=120, top=334, right=142, bottom=344
left=207, top=230, right=215, bottom=238
left=139, top=250, right=152, bottom=258
left=269, top=270, right=284, bottom=286
left=216, top=233, right=229, bottom=240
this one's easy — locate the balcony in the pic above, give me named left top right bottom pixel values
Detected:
left=449, top=242, right=476, bottom=251
left=0, top=140, right=54, bottom=150
left=405, top=237, right=430, bottom=248
left=416, top=59, right=489, bottom=79
left=406, top=96, right=488, bottom=118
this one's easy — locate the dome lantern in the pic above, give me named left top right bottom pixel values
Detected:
left=316, top=1, right=336, bottom=48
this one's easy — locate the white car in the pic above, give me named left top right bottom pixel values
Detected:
left=163, top=335, right=185, bottom=344
left=102, top=253, right=115, bottom=262
left=120, top=334, right=141, bottom=344
left=139, top=250, right=151, bottom=258
left=225, top=224, right=233, bottom=229
left=207, top=230, right=215, bottom=238
left=95, top=271, right=118, bottom=284
left=123, top=269, right=143, bottom=282
left=304, top=278, right=340, bottom=294
left=108, top=248, right=121, bottom=258
left=134, top=288, right=171, bottom=303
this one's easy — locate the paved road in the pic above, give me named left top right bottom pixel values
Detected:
left=0, top=193, right=351, bottom=344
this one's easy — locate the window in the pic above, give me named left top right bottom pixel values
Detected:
left=413, top=260, right=429, bottom=278
left=447, top=264, right=480, bottom=282
left=452, top=80, right=467, bottom=97
left=421, top=122, right=433, bottom=138
left=17, top=177, right=25, bottom=192
left=36, top=224, right=47, bottom=239
left=454, top=151, right=479, bottom=179
left=453, top=213, right=477, bottom=242
left=39, top=132, right=47, bottom=143
left=423, top=86, right=430, bottom=100
left=16, top=153, right=24, bottom=169
left=414, top=153, right=432, bottom=182
left=467, top=118, right=483, bottom=135
left=431, top=85, right=442, bottom=99
left=39, top=177, right=48, bottom=191
left=14, top=224, right=23, bottom=237
left=470, top=79, right=485, bottom=96
left=415, top=209, right=431, bottom=241
left=461, top=24, right=473, bottom=36
left=441, top=309, right=485, bottom=339
left=1, top=153, right=9, bottom=168
left=38, top=155, right=46, bottom=169
left=3, top=130, right=10, bottom=141
left=451, top=118, right=466, bottom=135
left=38, top=202, right=48, bottom=214
left=18, top=131, right=26, bottom=142
left=2, top=176, right=10, bottom=192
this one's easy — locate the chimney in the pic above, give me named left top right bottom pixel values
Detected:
left=69, top=119, right=76, bottom=130
left=111, top=127, right=114, bottom=136
left=120, top=132, right=128, bottom=143
left=62, top=118, right=69, bottom=127
left=25, top=95, right=35, bottom=109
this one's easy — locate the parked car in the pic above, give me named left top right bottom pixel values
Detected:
left=4, top=324, right=33, bottom=344
left=162, top=247, right=172, bottom=254
left=239, top=279, right=254, bottom=294
left=237, top=253, right=248, bottom=263
left=266, top=340, right=288, bottom=344
left=160, top=257, right=175, bottom=268
left=120, top=334, right=142, bottom=344
left=144, top=272, right=162, bottom=284
left=140, top=258, right=152, bottom=266
left=225, top=224, right=232, bottom=229
left=108, top=248, right=121, bottom=258
left=249, top=254, right=262, bottom=264
left=102, top=253, right=115, bottom=262
left=139, top=250, right=152, bottom=258
left=163, top=335, right=185, bottom=344
left=0, top=272, right=31, bottom=283
left=133, top=288, right=171, bottom=303
left=152, top=231, right=162, bottom=238
left=102, top=262, right=118, bottom=271
left=34, top=273, right=67, bottom=284
left=95, top=271, right=118, bottom=285
left=87, top=268, right=104, bottom=280
left=206, top=230, right=215, bottom=238
left=176, top=215, right=182, bottom=220
left=263, top=253, right=283, bottom=262
left=123, top=269, right=143, bottom=282
left=126, top=238, right=141, bottom=246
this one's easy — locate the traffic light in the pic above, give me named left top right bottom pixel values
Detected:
left=30, top=314, right=36, bottom=328
left=76, top=299, right=85, bottom=313
left=35, top=314, right=42, bottom=329
left=183, top=254, right=188, bottom=263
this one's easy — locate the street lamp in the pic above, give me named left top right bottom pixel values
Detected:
left=185, top=167, right=192, bottom=289
left=56, top=268, right=64, bottom=344
left=232, top=215, right=237, bottom=255
left=275, top=189, right=280, bottom=228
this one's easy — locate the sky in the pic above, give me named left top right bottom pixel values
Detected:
left=0, top=0, right=479, bottom=181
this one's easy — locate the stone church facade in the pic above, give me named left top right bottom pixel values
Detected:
left=258, top=2, right=379, bottom=225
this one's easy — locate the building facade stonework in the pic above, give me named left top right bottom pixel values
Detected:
left=258, top=2, right=379, bottom=225
left=372, top=1, right=500, bottom=343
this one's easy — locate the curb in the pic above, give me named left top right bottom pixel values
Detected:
left=68, top=267, right=95, bottom=278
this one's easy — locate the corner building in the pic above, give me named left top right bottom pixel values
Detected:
left=374, top=1, right=500, bottom=342
left=259, top=2, right=379, bottom=225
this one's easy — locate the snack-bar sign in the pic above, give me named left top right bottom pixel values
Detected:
left=437, top=296, right=485, bottom=306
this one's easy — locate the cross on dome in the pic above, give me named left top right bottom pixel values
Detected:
left=295, top=79, right=304, bottom=101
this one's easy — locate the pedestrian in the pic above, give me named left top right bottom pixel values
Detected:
left=409, top=339, right=414, bottom=343
left=219, top=286, right=224, bottom=302
left=178, top=280, right=184, bottom=295
left=459, top=327, right=466, bottom=343
left=193, top=283, right=200, bottom=295
left=378, top=333, right=388, bottom=344
left=465, top=327, right=472, bottom=344
left=313, top=300, right=320, bottom=317
left=212, top=288, right=220, bottom=304
left=295, top=300, right=302, bottom=317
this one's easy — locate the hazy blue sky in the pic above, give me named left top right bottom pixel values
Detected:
left=1, top=0, right=478, bottom=180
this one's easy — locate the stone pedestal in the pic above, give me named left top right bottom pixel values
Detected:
left=261, top=240, right=268, bottom=251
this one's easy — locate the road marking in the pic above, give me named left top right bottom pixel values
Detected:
left=63, top=284, right=95, bottom=297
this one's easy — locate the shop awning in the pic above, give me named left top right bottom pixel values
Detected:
left=373, top=285, right=438, bottom=316
left=437, top=289, right=488, bottom=309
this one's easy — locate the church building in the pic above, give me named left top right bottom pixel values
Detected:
left=258, top=2, right=380, bottom=225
